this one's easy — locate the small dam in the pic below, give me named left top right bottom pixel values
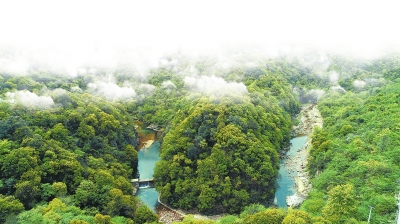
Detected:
left=132, top=178, right=155, bottom=188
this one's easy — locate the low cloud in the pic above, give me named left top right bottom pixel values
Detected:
left=329, top=71, right=340, bottom=84
left=70, top=86, right=83, bottom=93
left=184, top=75, right=248, bottom=97
left=88, top=80, right=136, bottom=101
left=135, top=83, right=156, bottom=95
left=50, top=88, right=68, bottom=96
left=364, top=78, right=386, bottom=86
left=331, top=85, right=346, bottom=93
left=0, top=56, right=30, bottom=75
left=161, top=80, right=177, bottom=89
left=300, top=89, right=325, bottom=103
left=308, top=89, right=325, bottom=99
left=353, top=80, right=366, bottom=89
left=6, top=90, right=54, bottom=109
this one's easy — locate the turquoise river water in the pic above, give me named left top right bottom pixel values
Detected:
left=136, top=141, right=161, bottom=212
left=274, top=136, right=308, bottom=208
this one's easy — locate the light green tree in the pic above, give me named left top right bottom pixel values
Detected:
left=322, top=184, right=358, bottom=223
left=52, top=182, right=67, bottom=197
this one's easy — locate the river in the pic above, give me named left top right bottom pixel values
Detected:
left=274, top=104, right=323, bottom=208
left=136, top=124, right=160, bottom=212
left=136, top=105, right=320, bottom=212
left=136, top=141, right=160, bottom=212
left=274, top=136, right=308, bottom=208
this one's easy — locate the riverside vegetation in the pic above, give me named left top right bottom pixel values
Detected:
left=0, top=51, right=399, bottom=223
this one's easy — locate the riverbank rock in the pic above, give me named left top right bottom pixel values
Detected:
left=286, top=193, right=306, bottom=207
left=157, top=206, right=184, bottom=224
left=292, top=104, right=323, bottom=137
left=142, top=140, right=154, bottom=149
left=286, top=104, right=323, bottom=208
left=296, top=177, right=305, bottom=192
left=147, top=124, right=161, bottom=131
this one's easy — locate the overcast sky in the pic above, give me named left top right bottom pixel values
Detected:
left=1, top=0, right=400, bottom=58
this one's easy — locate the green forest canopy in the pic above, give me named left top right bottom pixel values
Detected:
left=0, top=51, right=399, bottom=223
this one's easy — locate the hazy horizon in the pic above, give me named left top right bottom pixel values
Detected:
left=1, top=0, right=400, bottom=77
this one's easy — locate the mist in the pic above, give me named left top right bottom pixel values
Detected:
left=331, top=85, right=346, bottom=93
left=353, top=80, right=366, bottom=89
left=5, top=90, right=54, bottom=109
left=161, top=81, right=177, bottom=89
left=1, top=0, right=400, bottom=102
left=1, top=1, right=400, bottom=67
left=87, top=77, right=137, bottom=102
left=329, top=71, right=340, bottom=85
left=184, top=75, right=248, bottom=97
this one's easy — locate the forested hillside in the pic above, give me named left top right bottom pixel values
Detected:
left=303, top=82, right=400, bottom=223
left=155, top=97, right=290, bottom=214
left=0, top=50, right=399, bottom=223
left=171, top=54, right=400, bottom=223
left=0, top=73, right=156, bottom=223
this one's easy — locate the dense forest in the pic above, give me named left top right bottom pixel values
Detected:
left=0, top=49, right=400, bottom=223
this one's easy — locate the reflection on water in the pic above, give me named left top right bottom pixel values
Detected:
left=137, top=141, right=160, bottom=179
left=274, top=136, right=308, bottom=208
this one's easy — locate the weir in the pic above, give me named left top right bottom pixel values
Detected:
left=131, top=178, right=155, bottom=189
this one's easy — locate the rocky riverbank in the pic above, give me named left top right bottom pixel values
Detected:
left=292, top=104, right=323, bottom=137
left=142, top=140, right=154, bottom=149
left=286, top=104, right=323, bottom=207
left=157, top=205, right=184, bottom=224
left=135, top=121, right=157, bottom=149
left=157, top=194, right=224, bottom=223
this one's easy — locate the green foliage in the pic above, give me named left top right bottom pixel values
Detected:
left=17, top=198, right=95, bottom=224
left=41, top=183, right=55, bottom=201
left=133, top=205, right=158, bottom=224
left=242, top=208, right=287, bottom=224
left=282, top=209, right=312, bottom=224
left=340, top=124, right=354, bottom=136
left=94, top=213, right=113, bottom=224
left=74, top=180, right=102, bottom=208
left=217, top=215, right=238, bottom=224
left=246, top=73, right=300, bottom=114
left=0, top=82, right=140, bottom=219
left=155, top=96, right=290, bottom=213
left=0, top=139, right=12, bottom=160
left=52, top=182, right=67, bottom=198
left=0, top=194, right=24, bottom=223
left=300, top=190, right=325, bottom=215
left=305, top=82, right=400, bottom=222
left=1, top=147, right=39, bottom=179
left=147, top=68, right=184, bottom=88
left=2, top=50, right=400, bottom=222
left=321, top=185, right=358, bottom=223
left=239, top=203, right=266, bottom=218
left=14, top=169, right=42, bottom=208
left=176, top=215, right=214, bottom=224
left=104, top=188, right=138, bottom=218
left=122, top=144, right=138, bottom=175
left=111, top=216, right=135, bottom=224
left=70, top=220, right=90, bottom=224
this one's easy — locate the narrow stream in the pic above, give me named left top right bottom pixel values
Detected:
left=274, top=136, right=308, bottom=208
